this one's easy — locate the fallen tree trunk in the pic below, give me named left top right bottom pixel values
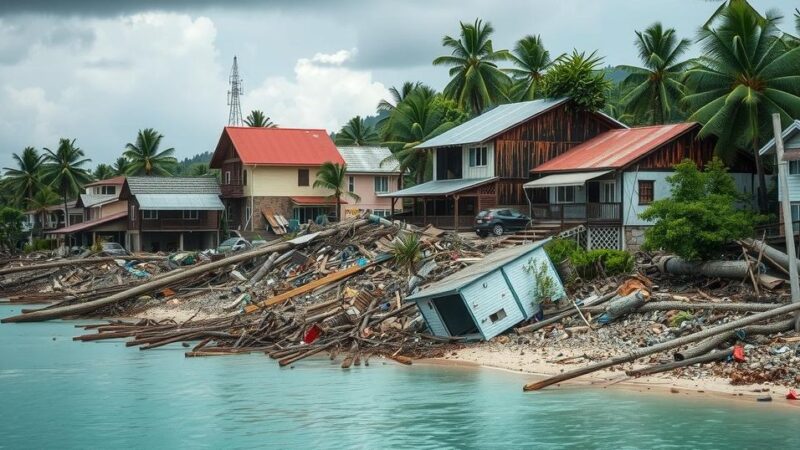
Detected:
left=657, top=256, right=755, bottom=279
left=2, top=218, right=379, bottom=323
left=0, top=255, right=167, bottom=276
left=522, top=301, right=800, bottom=391
left=742, top=239, right=800, bottom=276
left=246, top=252, right=279, bottom=287
left=627, top=349, right=733, bottom=377
left=673, top=318, right=795, bottom=361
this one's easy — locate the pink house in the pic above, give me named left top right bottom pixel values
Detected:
left=337, top=146, right=402, bottom=218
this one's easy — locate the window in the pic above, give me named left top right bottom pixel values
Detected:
left=638, top=180, right=654, bottom=205
left=143, top=210, right=158, bottom=220
left=790, top=161, right=800, bottom=175
left=348, top=176, right=355, bottom=193
left=298, top=169, right=309, bottom=186
left=556, top=186, right=575, bottom=203
left=489, top=309, right=507, bottom=323
left=372, top=209, right=391, bottom=218
left=374, top=176, right=389, bottom=193
left=242, top=169, right=247, bottom=186
left=600, top=181, right=616, bottom=203
left=224, top=171, right=231, bottom=185
left=468, top=146, right=488, bottom=167
left=183, top=210, right=198, bottom=220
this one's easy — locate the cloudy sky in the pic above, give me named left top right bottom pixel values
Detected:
left=0, top=0, right=796, bottom=169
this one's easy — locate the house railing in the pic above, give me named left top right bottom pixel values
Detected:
left=531, top=203, right=622, bottom=224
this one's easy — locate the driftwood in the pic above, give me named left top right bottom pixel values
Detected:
left=673, top=318, right=795, bottom=361
left=627, top=349, right=733, bottom=377
left=522, top=301, right=800, bottom=391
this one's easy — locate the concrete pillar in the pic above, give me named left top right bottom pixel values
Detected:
left=179, top=233, right=184, bottom=251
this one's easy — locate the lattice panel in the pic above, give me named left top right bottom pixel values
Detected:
left=588, top=226, right=621, bottom=250
left=476, top=184, right=496, bottom=195
left=558, top=224, right=587, bottom=249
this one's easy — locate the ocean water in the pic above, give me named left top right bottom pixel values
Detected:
left=0, top=304, right=798, bottom=449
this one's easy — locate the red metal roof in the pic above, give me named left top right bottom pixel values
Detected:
left=533, top=123, right=698, bottom=173
left=85, top=176, right=126, bottom=187
left=44, top=211, right=127, bottom=234
left=291, top=196, right=349, bottom=206
left=213, top=127, right=344, bottom=167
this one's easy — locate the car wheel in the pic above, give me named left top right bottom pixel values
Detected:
left=492, top=224, right=504, bottom=236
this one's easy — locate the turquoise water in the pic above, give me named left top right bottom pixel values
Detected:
left=1, top=304, right=798, bottom=449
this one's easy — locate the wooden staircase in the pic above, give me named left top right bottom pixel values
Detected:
left=501, top=222, right=563, bottom=247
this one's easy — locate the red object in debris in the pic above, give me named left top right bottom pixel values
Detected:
left=787, top=389, right=799, bottom=400
left=303, top=324, right=322, bottom=344
left=733, top=345, right=746, bottom=362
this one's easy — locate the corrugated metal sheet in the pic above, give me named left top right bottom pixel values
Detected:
left=415, top=98, right=569, bottom=149
left=137, top=194, right=224, bottom=211
left=524, top=170, right=612, bottom=188
left=378, top=177, right=496, bottom=198
left=218, top=127, right=344, bottom=166
left=406, top=241, right=550, bottom=301
left=460, top=271, right=524, bottom=340
left=44, top=211, right=127, bottom=234
left=337, top=146, right=400, bottom=173
left=760, top=120, right=800, bottom=156
left=126, top=177, right=221, bottom=195
left=85, top=176, right=126, bottom=187
left=78, top=193, right=117, bottom=208
left=533, top=123, right=698, bottom=173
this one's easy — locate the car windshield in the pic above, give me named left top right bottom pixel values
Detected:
left=220, top=238, right=242, bottom=246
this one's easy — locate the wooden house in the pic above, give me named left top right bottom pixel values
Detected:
left=380, top=98, right=624, bottom=230
left=337, top=146, right=401, bottom=219
left=405, top=241, right=565, bottom=340
left=46, top=176, right=129, bottom=247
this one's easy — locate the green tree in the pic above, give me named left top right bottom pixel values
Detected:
left=334, top=116, right=380, bottom=146
left=41, top=138, right=92, bottom=227
left=617, top=23, right=691, bottom=124
left=312, top=162, right=360, bottom=221
left=2, top=146, right=42, bottom=209
left=92, top=164, right=115, bottom=181
left=188, top=162, right=220, bottom=180
left=112, top=157, right=130, bottom=176
left=542, top=50, right=611, bottom=111
left=684, top=1, right=800, bottom=212
left=244, top=110, right=277, bottom=128
left=0, top=207, right=24, bottom=252
left=382, top=89, right=466, bottom=184
left=506, top=35, right=556, bottom=101
left=28, top=188, right=61, bottom=233
left=123, top=128, right=177, bottom=176
left=640, top=158, right=762, bottom=260
left=377, top=81, right=422, bottom=113
left=432, top=18, right=510, bottom=115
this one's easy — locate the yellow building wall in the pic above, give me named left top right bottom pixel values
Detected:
left=245, top=166, right=334, bottom=197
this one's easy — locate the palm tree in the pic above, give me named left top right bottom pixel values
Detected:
left=28, top=187, right=61, bottom=233
left=123, top=128, right=177, bottom=176
left=313, top=162, right=360, bottom=221
left=506, top=35, right=556, bottom=101
left=334, top=116, right=380, bottom=146
left=433, top=18, right=510, bottom=115
left=2, top=147, right=42, bottom=208
left=92, top=164, right=115, bottom=181
left=617, top=23, right=691, bottom=124
left=382, top=90, right=464, bottom=184
left=377, top=82, right=422, bottom=113
left=684, top=1, right=800, bottom=212
left=244, top=110, right=277, bottom=128
left=542, top=50, right=611, bottom=112
left=112, top=157, right=130, bottom=176
left=41, top=138, right=91, bottom=227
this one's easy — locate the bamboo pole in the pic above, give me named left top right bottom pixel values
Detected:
left=522, top=301, right=800, bottom=391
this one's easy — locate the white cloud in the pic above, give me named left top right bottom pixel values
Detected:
left=245, top=49, right=387, bottom=133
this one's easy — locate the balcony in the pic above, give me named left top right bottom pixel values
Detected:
left=530, top=202, right=621, bottom=224
left=220, top=183, right=244, bottom=198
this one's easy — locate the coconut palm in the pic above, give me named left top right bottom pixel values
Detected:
left=617, top=23, right=691, bottom=124
left=28, top=187, right=61, bottom=232
left=41, top=138, right=92, bottom=227
left=684, top=1, right=800, bottom=212
left=334, top=116, right=380, bottom=146
left=433, top=18, right=510, bottom=115
left=377, top=82, right=422, bottom=113
left=506, top=35, right=556, bottom=101
left=2, top=147, right=42, bottom=208
left=312, top=162, right=360, bottom=221
left=542, top=50, right=611, bottom=112
left=92, top=164, right=115, bottom=181
left=244, top=110, right=277, bottom=128
left=112, top=157, right=130, bottom=176
left=382, top=90, right=464, bottom=184
left=123, top=128, right=177, bottom=176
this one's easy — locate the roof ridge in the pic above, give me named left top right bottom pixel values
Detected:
left=225, top=126, right=329, bottom=132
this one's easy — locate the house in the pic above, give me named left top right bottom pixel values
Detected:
left=46, top=176, right=129, bottom=247
left=759, top=120, right=800, bottom=234
left=405, top=241, right=565, bottom=340
left=210, top=127, right=346, bottom=233
left=337, top=146, right=401, bottom=219
left=527, top=123, right=756, bottom=250
left=380, top=98, right=625, bottom=230
left=37, top=201, right=85, bottom=244
left=121, top=177, right=224, bottom=252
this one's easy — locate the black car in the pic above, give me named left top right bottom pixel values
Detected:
left=474, top=208, right=531, bottom=237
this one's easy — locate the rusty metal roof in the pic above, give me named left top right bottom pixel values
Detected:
left=533, top=123, right=698, bottom=173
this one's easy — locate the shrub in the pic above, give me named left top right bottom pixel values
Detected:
left=542, top=50, right=611, bottom=111
left=639, top=158, right=764, bottom=260
left=523, top=258, right=558, bottom=305
left=544, top=238, right=579, bottom=264
left=544, top=238, right=633, bottom=280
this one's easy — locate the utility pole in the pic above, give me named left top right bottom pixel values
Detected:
left=227, top=56, right=243, bottom=126
left=772, top=113, right=800, bottom=331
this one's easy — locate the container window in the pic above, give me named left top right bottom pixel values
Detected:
left=489, top=309, right=507, bottom=323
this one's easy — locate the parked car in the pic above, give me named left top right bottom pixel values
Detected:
left=474, top=208, right=531, bottom=237
left=217, top=237, right=252, bottom=254
left=100, top=242, right=130, bottom=256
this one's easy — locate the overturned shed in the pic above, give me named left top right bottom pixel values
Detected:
left=406, top=241, right=565, bottom=340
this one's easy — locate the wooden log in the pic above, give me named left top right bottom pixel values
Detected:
left=673, top=318, right=795, bottom=361
left=246, top=252, right=279, bottom=287
left=602, top=291, right=646, bottom=323
left=626, top=349, right=733, bottom=377
left=522, top=301, right=800, bottom=391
